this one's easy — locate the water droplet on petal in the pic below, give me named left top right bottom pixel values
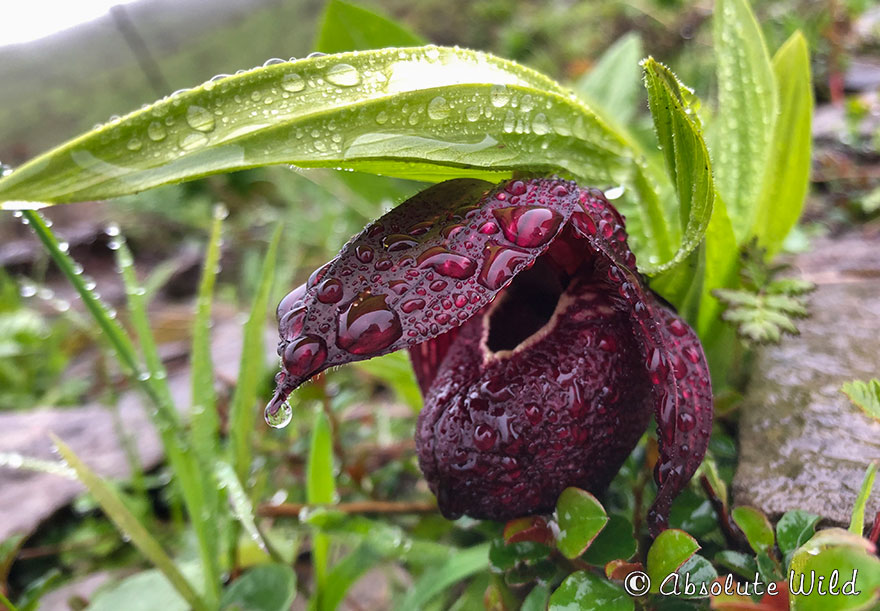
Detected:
left=283, top=335, right=328, bottom=378
left=383, top=234, right=418, bottom=251
left=492, top=206, right=562, bottom=248
left=355, top=244, right=374, bottom=263
left=337, top=292, right=402, bottom=355
left=477, top=243, right=530, bottom=290
left=417, top=246, right=477, bottom=279
left=316, top=278, right=344, bottom=303
left=473, top=424, right=497, bottom=451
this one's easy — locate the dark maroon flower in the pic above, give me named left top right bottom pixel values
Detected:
left=268, top=177, right=713, bottom=535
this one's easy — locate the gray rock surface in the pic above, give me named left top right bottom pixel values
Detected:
left=733, top=231, right=880, bottom=525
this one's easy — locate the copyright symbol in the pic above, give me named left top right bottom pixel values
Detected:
left=623, top=571, right=651, bottom=596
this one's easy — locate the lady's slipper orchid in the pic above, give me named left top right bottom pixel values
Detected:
left=268, top=177, right=712, bottom=535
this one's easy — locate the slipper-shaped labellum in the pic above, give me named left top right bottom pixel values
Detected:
left=269, top=178, right=712, bottom=535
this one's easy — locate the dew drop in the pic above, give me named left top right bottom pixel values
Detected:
left=375, top=111, right=389, bottom=125
left=473, top=424, right=497, bottom=451
left=678, top=412, right=696, bottom=432
left=489, top=85, right=510, bottom=108
left=477, top=244, right=530, bottom=290
left=316, top=278, right=344, bottom=303
left=382, top=234, right=418, bottom=251
left=401, top=298, right=426, bottom=313
left=492, top=206, right=563, bottom=248
left=355, top=244, right=374, bottom=263
left=336, top=292, right=402, bottom=355
left=147, top=121, right=166, bottom=141
left=427, top=96, right=451, bottom=120
left=281, top=72, right=306, bottom=92
left=283, top=335, right=328, bottom=378
left=417, top=246, right=477, bottom=279
left=186, top=105, right=215, bottom=132
left=126, top=137, right=142, bottom=151
left=532, top=112, right=549, bottom=135
left=179, top=132, right=209, bottom=150
left=465, top=105, right=480, bottom=122
left=325, top=63, right=360, bottom=87
left=265, top=397, right=293, bottom=428
left=503, top=110, right=515, bottom=133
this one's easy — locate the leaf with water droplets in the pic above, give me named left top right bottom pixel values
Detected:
left=0, top=46, right=707, bottom=275
left=713, top=0, right=778, bottom=242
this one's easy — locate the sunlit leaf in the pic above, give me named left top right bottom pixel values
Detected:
left=576, top=33, right=643, bottom=127
left=0, top=47, right=705, bottom=275
left=220, top=564, right=296, bottom=611
left=732, top=506, right=775, bottom=554
left=315, top=0, right=425, bottom=54
left=753, top=31, right=813, bottom=256
left=713, top=0, right=778, bottom=241
left=646, top=529, right=699, bottom=592
left=549, top=571, right=633, bottom=611
left=396, top=543, right=489, bottom=610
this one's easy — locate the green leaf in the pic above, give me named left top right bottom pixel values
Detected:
left=521, top=585, right=551, bottom=611
left=220, top=564, right=296, bottom=611
left=674, top=554, right=718, bottom=598
left=642, top=57, right=715, bottom=278
left=790, top=529, right=880, bottom=611
left=714, top=550, right=758, bottom=580
left=311, top=544, right=381, bottom=611
left=88, top=569, right=190, bottom=611
left=732, top=506, right=775, bottom=554
left=0, top=47, right=703, bottom=275
left=646, top=529, right=700, bottom=592
left=713, top=0, right=778, bottom=242
left=548, top=571, right=634, bottom=611
left=307, top=408, right=337, bottom=594
left=777, top=510, right=821, bottom=555
left=581, top=514, right=637, bottom=566
left=576, top=33, right=643, bottom=127
left=554, top=487, right=609, bottom=559
left=396, top=543, right=490, bottom=610
left=315, top=0, right=425, bottom=54
left=842, top=379, right=880, bottom=423
left=228, top=225, right=282, bottom=484
left=52, top=436, right=207, bottom=611
left=753, top=31, right=813, bottom=257
left=849, top=461, right=878, bottom=536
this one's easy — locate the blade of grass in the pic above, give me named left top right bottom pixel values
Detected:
left=395, top=543, right=490, bottom=610
left=850, top=462, right=878, bottom=536
left=228, top=225, right=282, bottom=484
left=0, top=590, right=17, bottom=611
left=215, top=460, right=280, bottom=560
left=190, top=206, right=225, bottom=459
left=52, top=435, right=207, bottom=611
left=115, top=234, right=221, bottom=604
left=307, top=408, right=337, bottom=600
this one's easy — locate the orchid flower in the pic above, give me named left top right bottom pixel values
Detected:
left=268, top=177, right=712, bottom=535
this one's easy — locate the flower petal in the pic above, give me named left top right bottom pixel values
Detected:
left=270, top=177, right=713, bottom=537
left=269, top=177, right=582, bottom=415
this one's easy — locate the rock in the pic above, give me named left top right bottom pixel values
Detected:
left=0, top=314, right=278, bottom=540
left=733, top=231, right=880, bottom=526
